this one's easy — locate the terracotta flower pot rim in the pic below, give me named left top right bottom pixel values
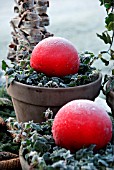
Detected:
left=19, top=147, right=31, bottom=170
left=12, top=73, right=102, bottom=91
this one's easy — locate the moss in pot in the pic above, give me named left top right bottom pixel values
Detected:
left=2, top=38, right=102, bottom=123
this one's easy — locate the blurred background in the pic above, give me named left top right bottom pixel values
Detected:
left=0, top=0, right=107, bottom=63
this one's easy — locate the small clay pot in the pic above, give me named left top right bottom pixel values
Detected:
left=7, top=73, right=102, bottom=123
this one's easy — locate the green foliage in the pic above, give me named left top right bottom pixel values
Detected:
left=99, top=0, right=113, bottom=11
left=0, top=132, right=19, bottom=154
left=105, top=13, right=114, bottom=31
left=98, top=0, right=114, bottom=93
left=97, top=0, right=114, bottom=64
left=0, top=87, right=19, bottom=154
left=2, top=60, right=9, bottom=71
left=0, top=86, right=15, bottom=120
left=7, top=116, right=114, bottom=169
left=0, top=87, right=10, bottom=99
left=97, top=32, right=112, bottom=44
left=2, top=52, right=99, bottom=88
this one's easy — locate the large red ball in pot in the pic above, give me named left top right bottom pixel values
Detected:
left=30, top=37, right=80, bottom=77
left=52, top=100, right=112, bottom=151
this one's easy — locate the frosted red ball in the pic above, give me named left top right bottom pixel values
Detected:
left=30, top=37, right=80, bottom=77
left=52, top=100, right=112, bottom=151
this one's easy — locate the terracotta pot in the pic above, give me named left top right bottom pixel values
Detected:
left=0, top=153, right=22, bottom=170
left=106, top=82, right=114, bottom=118
left=7, top=73, right=102, bottom=123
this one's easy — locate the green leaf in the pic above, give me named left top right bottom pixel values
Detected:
left=106, top=32, right=112, bottom=44
left=104, top=3, right=111, bottom=9
left=97, top=32, right=112, bottom=44
left=33, top=140, right=50, bottom=154
left=112, top=69, right=114, bottom=75
left=105, top=13, right=114, bottom=30
left=51, top=160, right=66, bottom=169
left=105, top=13, right=114, bottom=25
left=99, top=0, right=112, bottom=6
left=83, top=57, right=91, bottom=65
left=6, top=68, right=15, bottom=75
left=107, top=21, right=114, bottom=31
left=98, top=159, right=108, bottom=167
left=20, top=60, right=26, bottom=67
left=2, top=60, right=8, bottom=71
left=97, top=33, right=107, bottom=43
left=100, top=57, right=109, bottom=66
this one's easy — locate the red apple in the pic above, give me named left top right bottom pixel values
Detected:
left=52, top=100, right=112, bottom=151
left=30, top=37, right=80, bottom=77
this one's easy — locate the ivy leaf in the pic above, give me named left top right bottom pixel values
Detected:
left=106, top=21, right=114, bottom=31
left=68, top=81, right=76, bottom=87
left=100, top=57, right=109, bottom=66
left=99, top=0, right=112, bottom=6
left=105, top=12, right=114, bottom=31
left=6, top=68, right=15, bottom=75
left=43, top=152, right=51, bottom=162
left=15, top=74, right=27, bottom=82
left=2, top=60, right=9, bottom=71
left=106, top=32, right=112, bottom=44
left=97, top=32, right=112, bottom=44
left=105, top=13, right=114, bottom=26
left=83, top=57, right=91, bottom=65
left=104, top=3, right=111, bottom=9
left=98, top=159, right=108, bottom=167
left=51, top=160, right=66, bottom=169
left=20, top=60, right=26, bottom=67
left=33, top=140, right=51, bottom=154
left=26, top=78, right=32, bottom=85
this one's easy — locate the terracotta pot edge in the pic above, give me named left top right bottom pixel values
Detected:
left=19, top=147, right=31, bottom=170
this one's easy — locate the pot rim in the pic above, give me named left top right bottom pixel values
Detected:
left=10, top=73, right=102, bottom=90
left=19, top=146, right=31, bottom=170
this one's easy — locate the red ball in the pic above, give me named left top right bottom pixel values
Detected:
left=52, top=100, right=112, bottom=151
left=30, top=37, right=80, bottom=77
